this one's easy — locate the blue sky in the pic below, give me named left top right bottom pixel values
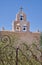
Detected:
left=0, top=0, right=42, bottom=32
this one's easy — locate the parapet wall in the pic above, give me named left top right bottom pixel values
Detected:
left=0, top=31, right=40, bottom=45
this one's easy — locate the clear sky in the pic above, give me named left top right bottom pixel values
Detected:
left=0, top=0, right=42, bottom=32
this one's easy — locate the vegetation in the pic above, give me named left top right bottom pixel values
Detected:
left=0, top=34, right=42, bottom=65
left=40, top=33, right=42, bottom=49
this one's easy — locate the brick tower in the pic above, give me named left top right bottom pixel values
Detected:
left=12, top=7, right=30, bottom=32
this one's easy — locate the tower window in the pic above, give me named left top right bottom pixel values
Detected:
left=16, top=26, right=20, bottom=31
left=20, top=15, right=23, bottom=20
left=23, top=27, right=25, bottom=30
left=23, top=26, right=27, bottom=32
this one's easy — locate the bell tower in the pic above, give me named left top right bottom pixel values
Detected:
left=12, top=7, right=30, bottom=32
left=16, top=7, right=26, bottom=21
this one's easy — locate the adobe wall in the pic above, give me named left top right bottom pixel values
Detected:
left=0, top=31, right=40, bottom=45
